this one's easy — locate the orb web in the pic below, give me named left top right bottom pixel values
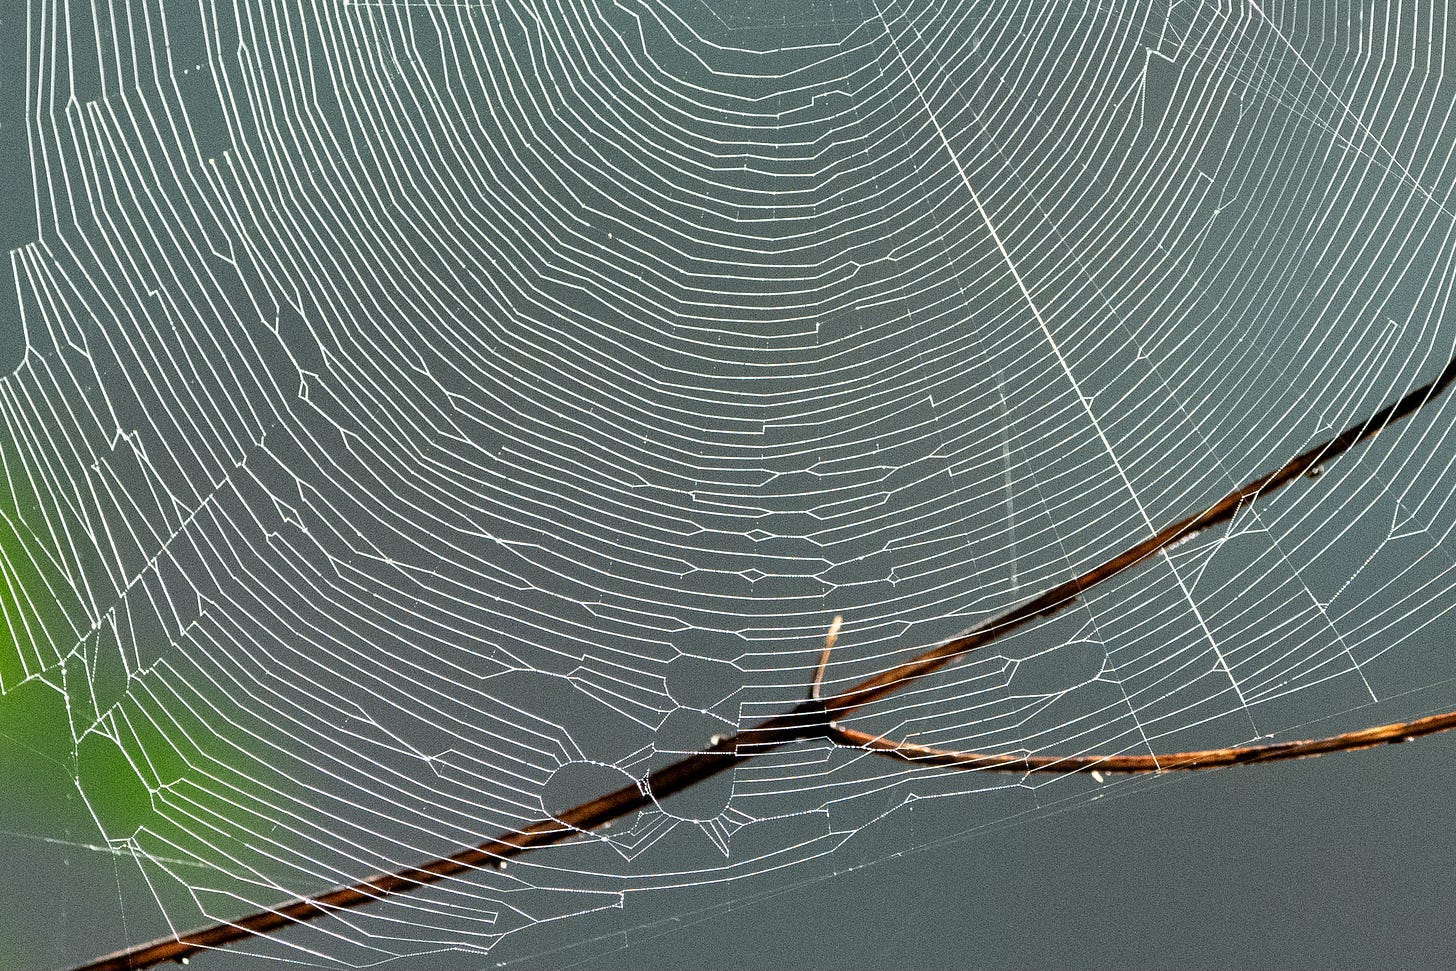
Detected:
left=2, top=0, right=1455, bottom=966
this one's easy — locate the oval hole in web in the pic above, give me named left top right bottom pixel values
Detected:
left=541, top=761, right=637, bottom=832
left=646, top=707, right=737, bottom=821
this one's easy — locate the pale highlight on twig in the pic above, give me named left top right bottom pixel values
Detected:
left=810, top=614, right=843, bottom=701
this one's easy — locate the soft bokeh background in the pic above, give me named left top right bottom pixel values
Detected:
left=3, top=1, right=1456, bottom=969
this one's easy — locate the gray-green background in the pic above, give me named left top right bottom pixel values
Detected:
left=3, top=1, right=1455, bottom=969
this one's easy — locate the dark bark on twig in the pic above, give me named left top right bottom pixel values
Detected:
left=67, top=353, right=1456, bottom=971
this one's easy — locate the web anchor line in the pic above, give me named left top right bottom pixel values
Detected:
left=67, top=352, right=1456, bottom=971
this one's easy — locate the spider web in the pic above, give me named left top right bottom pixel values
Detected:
left=2, top=0, right=1456, bottom=967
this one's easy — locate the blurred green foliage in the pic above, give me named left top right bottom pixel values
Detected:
left=1, top=439, right=302, bottom=966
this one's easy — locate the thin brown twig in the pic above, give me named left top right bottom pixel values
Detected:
left=826, top=709, right=1456, bottom=774
left=67, top=352, right=1456, bottom=971
left=817, top=613, right=1456, bottom=772
left=813, top=352, right=1456, bottom=723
